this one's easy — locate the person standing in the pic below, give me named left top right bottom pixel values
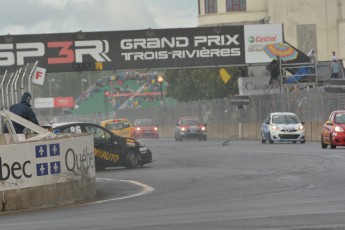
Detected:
left=331, top=59, right=340, bottom=79
left=3, top=92, right=39, bottom=134
left=332, top=51, right=337, bottom=61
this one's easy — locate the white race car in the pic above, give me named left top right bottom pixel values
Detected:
left=261, top=112, right=306, bottom=144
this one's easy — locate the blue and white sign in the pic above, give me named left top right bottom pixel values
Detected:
left=35, top=145, right=48, bottom=158
left=0, top=135, right=95, bottom=191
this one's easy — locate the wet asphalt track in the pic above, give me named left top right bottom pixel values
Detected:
left=1, top=139, right=345, bottom=230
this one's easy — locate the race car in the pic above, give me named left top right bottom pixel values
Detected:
left=321, top=110, right=345, bottom=149
left=44, top=122, right=152, bottom=171
left=174, top=116, right=207, bottom=141
left=133, top=119, right=159, bottom=139
left=100, top=118, right=134, bottom=138
left=261, top=112, right=306, bottom=144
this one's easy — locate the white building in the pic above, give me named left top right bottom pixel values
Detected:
left=198, top=0, right=345, bottom=62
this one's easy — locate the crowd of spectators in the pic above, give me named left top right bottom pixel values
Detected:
left=75, top=70, right=166, bottom=113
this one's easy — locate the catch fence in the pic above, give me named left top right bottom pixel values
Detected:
left=52, top=87, right=345, bottom=126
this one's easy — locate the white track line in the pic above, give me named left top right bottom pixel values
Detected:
left=90, top=178, right=155, bottom=204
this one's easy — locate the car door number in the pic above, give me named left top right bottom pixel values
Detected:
left=70, top=126, right=82, bottom=133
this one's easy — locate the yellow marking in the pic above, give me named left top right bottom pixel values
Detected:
left=95, top=62, right=103, bottom=70
left=94, top=148, right=119, bottom=163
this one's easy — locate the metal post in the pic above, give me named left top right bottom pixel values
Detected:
left=20, top=63, right=29, bottom=96
left=0, top=70, right=7, bottom=108
left=49, top=78, right=55, bottom=116
left=5, top=72, right=14, bottom=108
left=13, top=68, right=22, bottom=103
left=81, top=78, right=87, bottom=94
left=28, top=60, right=38, bottom=94
left=10, top=69, right=20, bottom=105
left=157, top=75, right=164, bottom=105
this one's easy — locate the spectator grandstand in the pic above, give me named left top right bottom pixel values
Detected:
left=72, top=70, right=176, bottom=116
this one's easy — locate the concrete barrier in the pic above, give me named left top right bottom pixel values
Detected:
left=0, top=134, right=96, bottom=212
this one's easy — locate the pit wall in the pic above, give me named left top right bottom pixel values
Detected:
left=158, top=122, right=323, bottom=141
left=0, top=134, right=96, bottom=212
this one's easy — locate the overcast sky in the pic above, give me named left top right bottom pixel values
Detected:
left=0, top=0, right=198, bottom=35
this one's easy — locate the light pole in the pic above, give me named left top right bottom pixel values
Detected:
left=48, top=78, right=55, bottom=116
left=157, top=75, right=164, bottom=104
left=81, top=78, right=87, bottom=94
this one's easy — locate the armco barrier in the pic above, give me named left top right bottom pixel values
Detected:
left=0, top=134, right=96, bottom=212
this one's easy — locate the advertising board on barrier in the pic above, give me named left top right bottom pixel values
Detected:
left=0, top=135, right=95, bottom=191
left=34, top=97, right=75, bottom=109
left=0, top=24, right=283, bottom=73
left=323, top=79, right=345, bottom=93
left=238, top=76, right=282, bottom=95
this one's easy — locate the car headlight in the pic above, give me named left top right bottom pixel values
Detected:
left=298, top=125, right=304, bottom=130
left=136, top=127, right=141, bottom=131
left=272, top=125, right=278, bottom=130
left=201, top=126, right=206, bottom=131
left=334, top=126, right=344, bottom=132
left=181, top=127, right=186, bottom=131
left=154, top=127, right=158, bottom=131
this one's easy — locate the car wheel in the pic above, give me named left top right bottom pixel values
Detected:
left=125, top=151, right=138, bottom=168
left=321, top=136, right=327, bottom=149
left=300, top=140, right=306, bottom=144
left=268, top=132, right=274, bottom=144
left=261, top=132, right=266, bottom=143
left=330, top=135, right=336, bottom=149
left=203, top=136, right=207, bottom=141
left=137, top=153, right=144, bottom=167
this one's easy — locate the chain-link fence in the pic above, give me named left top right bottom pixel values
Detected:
left=51, top=87, right=345, bottom=127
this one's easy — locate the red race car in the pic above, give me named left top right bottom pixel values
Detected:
left=174, top=116, right=207, bottom=141
left=133, top=119, right=159, bottom=139
left=321, top=110, right=345, bottom=149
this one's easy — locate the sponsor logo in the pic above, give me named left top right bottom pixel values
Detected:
left=94, top=148, right=119, bottom=163
left=0, top=157, right=31, bottom=180
left=120, top=35, right=241, bottom=61
left=247, top=35, right=279, bottom=52
left=65, top=147, right=94, bottom=171
left=0, top=40, right=111, bottom=68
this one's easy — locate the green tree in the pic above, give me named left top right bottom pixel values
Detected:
left=165, top=67, right=241, bottom=102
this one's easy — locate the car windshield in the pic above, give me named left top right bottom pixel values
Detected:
left=181, top=119, right=201, bottom=126
left=272, top=115, right=300, bottom=124
left=334, top=113, right=345, bottom=124
left=137, top=120, right=154, bottom=126
left=106, top=122, right=125, bottom=130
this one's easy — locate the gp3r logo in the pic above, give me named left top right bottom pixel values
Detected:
left=0, top=40, right=111, bottom=67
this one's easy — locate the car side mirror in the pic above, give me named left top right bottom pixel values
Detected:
left=265, top=121, right=270, bottom=125
left=204, top=124, right=207, bottom=127
left=301, top=121, right=305, bottom=124
left=176, top=123, right=179, bottom=126
left=325, top=120, right=333, bottom=125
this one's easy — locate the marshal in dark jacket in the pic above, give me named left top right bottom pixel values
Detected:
left=3, top=92, right=39, bottom=134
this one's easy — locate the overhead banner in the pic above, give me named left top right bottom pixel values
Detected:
left=0, top=24, right=283, bottom=73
